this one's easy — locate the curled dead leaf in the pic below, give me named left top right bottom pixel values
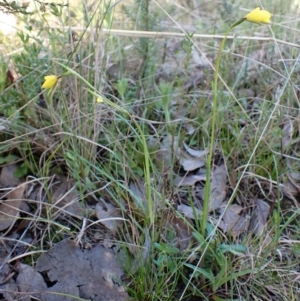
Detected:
left=174, top=174, right=206, bottom=187
left=177, top=143, right=208, bottom=172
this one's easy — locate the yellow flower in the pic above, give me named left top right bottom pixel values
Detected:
left=244, top=7, right=271, bottom=24
left=42, top=75, right=59, bottom=89
left=96, top=97, right=104, bottom=103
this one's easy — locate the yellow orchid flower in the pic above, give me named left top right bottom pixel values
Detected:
left=244, top=7, right=271, bottom=24
left=42, top=75, right=59, bottom=89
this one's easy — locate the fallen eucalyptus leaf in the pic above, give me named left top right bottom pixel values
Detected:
left=0, top=184, right=25, bottom=231
left=96, top=199, right=123, bottom=234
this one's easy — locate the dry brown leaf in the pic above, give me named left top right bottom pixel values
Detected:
left=0, top=259, right=17, bottom=300
left=282, top=117, right=293, bottom=150
left=209, top=164, right=227, bottom=212
left=237, top=89, right=255, bottom=99
left=16, top=263, right=47, bottom=301
left=177, top=143, right=208, bottom=171
left=177, top=204, right=202, bottom=219
left=106, top=59, right=140, bottom=80
left=0, top=164, right=21, bottom=187
left=0, top=185, right=25, bottom=231
left=182, top=142, right=207, bottom=158
left=153, top=135, right=179, bottom=172
left=179, top=155, right=207, bottom=172
left=163, top=213, right=193, bottom=250
left=95, top=199, right=123, bottom=234
left=35, top=239, right=128, bottom=301
left=51, top=177, right=85, bottom=217
left=0, top=283, right=18, bottom=301
left=130, top=228, right=151, bottom=274
left=280, top=176, right=300, bottom=208
left=220, top=204, right=249, bottom=237
left=0, top=259, right=10, bottom=279
left=129, top=180, right=148, bottom=211
left=280, top=158, right=300, bottom=203
left=177, top=204, right=228, bottom=232
left=174, top=174, right=206, bottom=187
left=183, top=71, right=205, bottom=90
left=249, top=198, right=270, bottom=235
left=159, top=39, right=210, bottom=85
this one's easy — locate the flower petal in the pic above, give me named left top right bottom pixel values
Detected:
left=42, top=75, right=58, bottom=89
left=245, top=7, right=271, bottom=24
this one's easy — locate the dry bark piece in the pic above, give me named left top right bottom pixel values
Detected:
left=0, top=185, right=26, bottom=231
left=35, top=239, right=128, bottom=301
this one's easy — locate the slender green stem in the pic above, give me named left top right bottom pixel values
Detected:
left=54, top=62, right=154, bottom=225
left=201, top=18, right=244, bottom=237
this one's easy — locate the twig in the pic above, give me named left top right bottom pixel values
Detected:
left=48, top=26, right=300, bottom=48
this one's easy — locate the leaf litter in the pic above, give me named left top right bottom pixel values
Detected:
left=0, top=135, right=278, bottom=301
left=0, top=169, right=129, bottom=300
left=34, top=239, right=127, bottom=301
left=0, top=239, right=128, bottom=301
left=174, top=141, right=271, bottom=237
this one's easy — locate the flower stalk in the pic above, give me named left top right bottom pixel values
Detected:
left=201, top=8, right=271, bottom=237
